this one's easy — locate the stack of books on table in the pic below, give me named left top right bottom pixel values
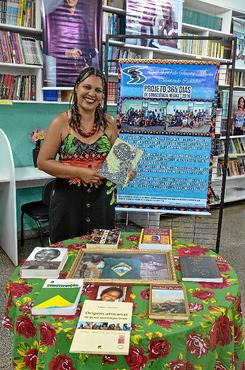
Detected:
left=86, top=229, right=121, bottom=249
left=20, top=247, right=68, bottom=279
left=138, top=227, right=172, bottom=250
left=31, top=279, right=83, bottom=316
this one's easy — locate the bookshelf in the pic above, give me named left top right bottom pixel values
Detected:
left=0, top=0, right=43, bottom=102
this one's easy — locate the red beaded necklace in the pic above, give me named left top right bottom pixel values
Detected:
left=76, top=122, right=97, bottom=138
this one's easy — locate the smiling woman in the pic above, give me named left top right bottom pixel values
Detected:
left=37, top=67, right=119, bottom=243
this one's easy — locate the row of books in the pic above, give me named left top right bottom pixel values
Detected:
left=217, top=158, right=245, bottom=177
left=0, top=73, right=36, bottom=100
left=182, top=7, right=223, bottom=31
left=0, top=0, right=35, bottom=28
left=206, top=40, right=230, bottom=59
left=105, top=45, right=142, bottom=73
left=102, top=12, right=125, bottom=41
left=219, top=137, right=245, bottom=155
left=0, top=31, right=42, bottom=65
left=107, top=81, right=117, bottom=103
left=180, top=33, right=203, bottom=55
left=226, top=70, right=245, bottom=87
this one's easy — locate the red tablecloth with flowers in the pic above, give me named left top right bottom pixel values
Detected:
left=3, top=232, right=245, bottom=370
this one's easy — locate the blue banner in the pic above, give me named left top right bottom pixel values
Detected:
left=120, top=61, right=218, bottom=101
left=117, top=60, right=218, bottom=213
left=117, top=133, right=211, bottom=210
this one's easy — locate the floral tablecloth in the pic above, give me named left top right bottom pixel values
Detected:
left=3, top=232, right=245, bottom=369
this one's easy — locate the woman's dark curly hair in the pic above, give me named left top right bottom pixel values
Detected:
left=69, top=67, right=108, bottom=131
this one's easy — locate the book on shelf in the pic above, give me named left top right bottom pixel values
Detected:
left=179, top=256, right=223, bottom=283
left=21, top=36, right=42, bottom=65
left=149, top=283, right=190, bottom=320
left=86, top=229, right=121, bottom=249
left=98, top=137, right=143, bottom=188
left=20, top=247, right=68, bottom=278
left=31, top=279, right=83, bottom=316
left=139, top=227, right=172, bottom=250
left=70, top=300, right=133, bottom=355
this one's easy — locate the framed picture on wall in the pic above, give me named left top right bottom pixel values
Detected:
left=67, top=249, right=176, bottom=284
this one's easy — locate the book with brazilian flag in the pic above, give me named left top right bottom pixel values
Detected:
left=31, top=279, right=83, bottom=316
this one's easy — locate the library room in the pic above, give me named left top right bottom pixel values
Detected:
left=0, top=0, right=245, bottom=368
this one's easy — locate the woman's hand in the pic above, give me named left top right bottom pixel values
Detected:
left=128, top=170, right=137, bottom=182
left=79, top=167, right=103, bottom=186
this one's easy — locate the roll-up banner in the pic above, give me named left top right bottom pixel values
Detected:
left=117, top=60, right=219, bottom=214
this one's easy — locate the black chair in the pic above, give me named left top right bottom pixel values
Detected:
left=20, top=179, right=55, bottom=247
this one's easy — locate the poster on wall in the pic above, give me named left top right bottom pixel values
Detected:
left=231, top=90, right=245, bottom=136
left=126, top=0, right=183, bottom=51
left=233, top=17, right=245, bottom=70
left=117, top=60, right=219, bottom=214
left=42, top=0, right=102, bottom=87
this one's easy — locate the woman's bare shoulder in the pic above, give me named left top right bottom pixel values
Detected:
left=48, top=111, right=70, bottom=136
left=50, top=111, right=68, bottom=127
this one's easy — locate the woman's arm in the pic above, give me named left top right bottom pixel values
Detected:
left=37, top=114, right=103, bottom=185
left=105, top=113, right=119, bottom=145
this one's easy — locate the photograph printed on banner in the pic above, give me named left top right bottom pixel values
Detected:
left=119, top=98, right=215, bottom=135
left=42, top=0, right=102, bottom=87
left=232, top=91, right=245, bottom=136
left=126, top=0, right=183, bottom=50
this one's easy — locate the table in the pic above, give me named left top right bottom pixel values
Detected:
left=0, top=125, right=53, bottom=265
left=4, top=232, right=245, bottom=369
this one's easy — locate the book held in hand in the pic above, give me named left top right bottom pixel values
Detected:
left=98, top=138, right=143, bottom=188
left=149, top=283, right=190, bottom=320
left=31, top=279, right=83, bottom=316
left=139, top=227, right=172, bottom=250
left=179, top=256, right=223, bottom=283
left=86, top=229, right=121, bottom=249
left=70, top=300, right=133, bottom=355
left=20, top=247, right=68, bottom=279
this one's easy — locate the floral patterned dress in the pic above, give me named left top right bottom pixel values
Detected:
left=49, top=132, right=115, bottom=243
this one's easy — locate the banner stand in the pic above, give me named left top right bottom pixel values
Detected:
left=105, top=33, right=237, bottom=254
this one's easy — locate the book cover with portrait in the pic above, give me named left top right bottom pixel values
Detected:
left=20, top=247, right=68, bottom=278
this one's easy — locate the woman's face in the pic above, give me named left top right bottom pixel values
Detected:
left=76, top=75, right=104, bottom=112
left=101, top=289, right=121, bottom=301
left=239, top=98, right=245, bottom=109
left=66, top=0, right=79, bottom=8
left=162, top=0, right=172, bottom=20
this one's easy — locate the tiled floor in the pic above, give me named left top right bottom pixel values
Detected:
left=0, top=202, right=244, bottom=369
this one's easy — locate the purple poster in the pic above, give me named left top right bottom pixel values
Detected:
left=42, top=0, right=102, bottom=87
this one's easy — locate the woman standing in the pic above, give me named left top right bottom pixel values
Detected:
left=233, top=96, right=245, bottom=135
left=38, top=67, right=118, bottom=243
